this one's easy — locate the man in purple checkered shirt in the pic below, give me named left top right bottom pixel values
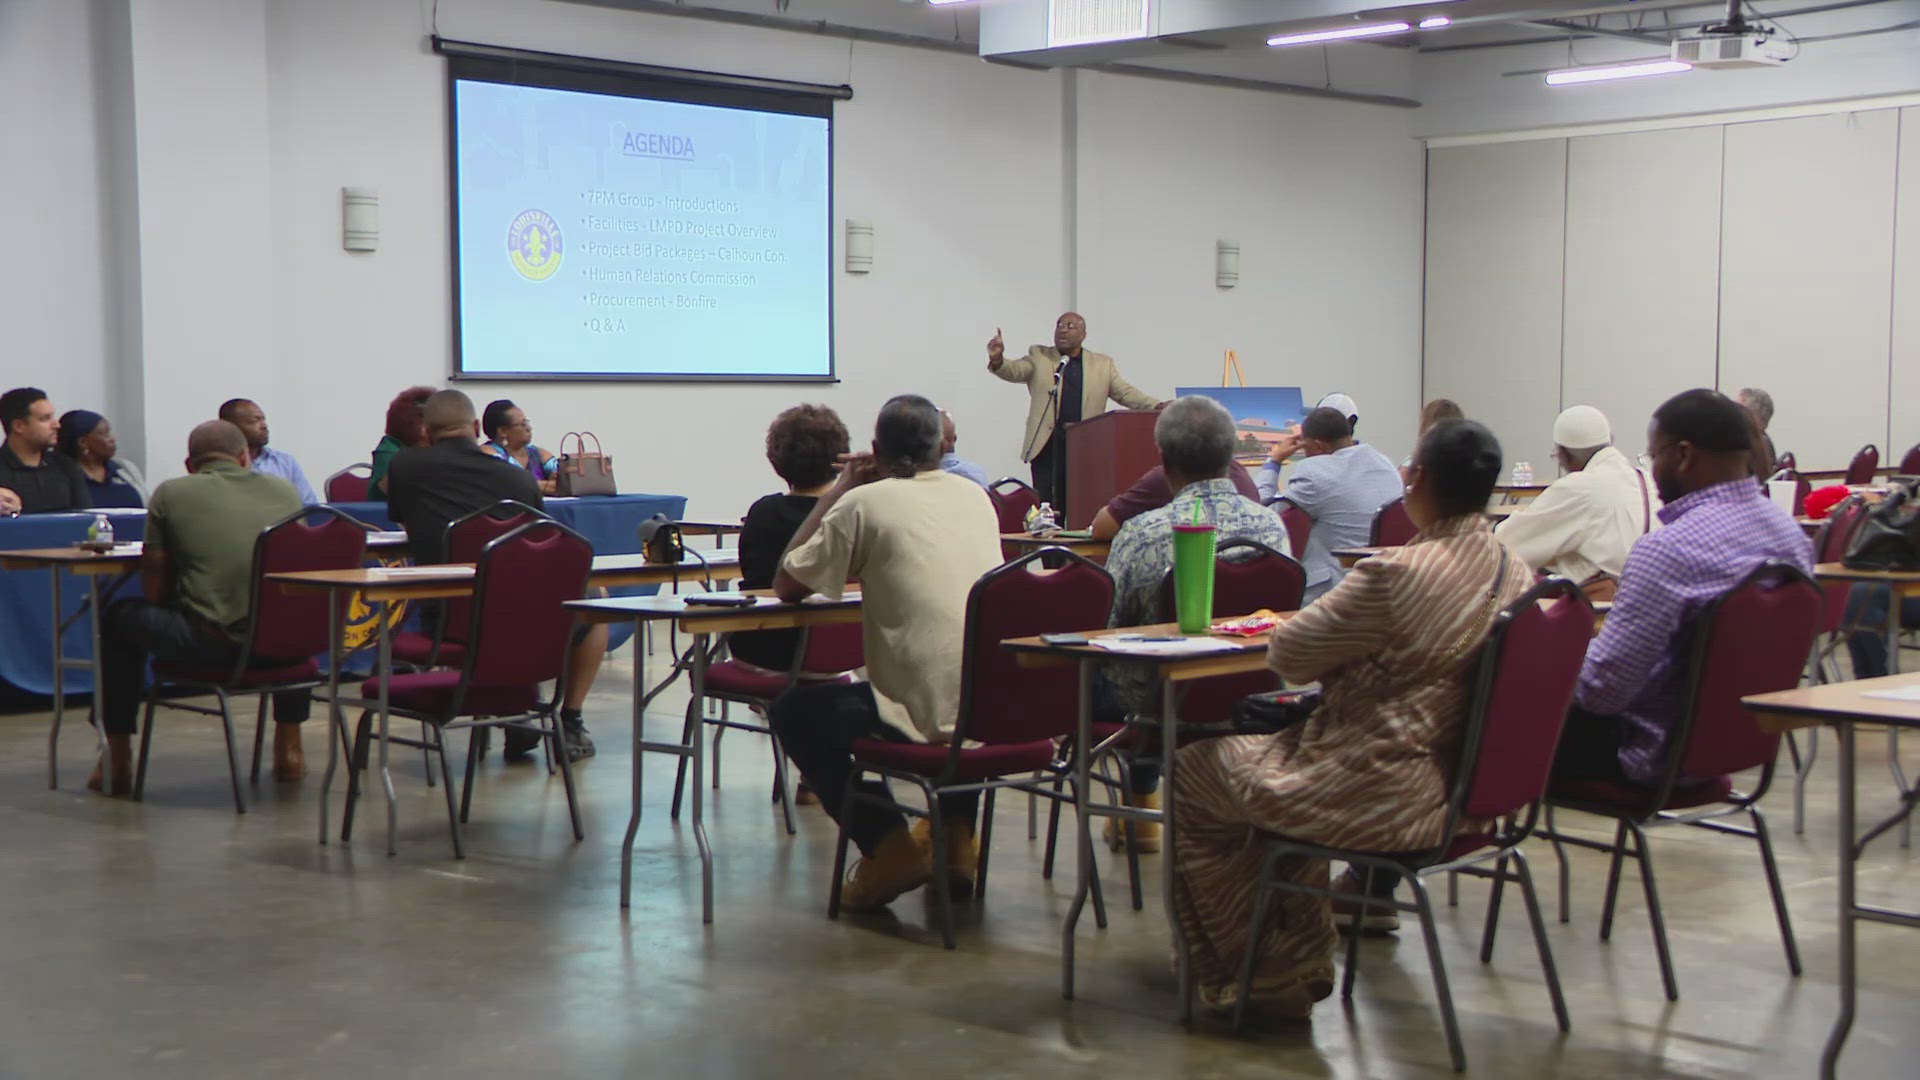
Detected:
left=1554, top=389, right=1814, bottom=784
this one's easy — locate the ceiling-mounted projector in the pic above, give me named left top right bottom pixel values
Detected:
left=1671, top=29, right=1792, bottom=68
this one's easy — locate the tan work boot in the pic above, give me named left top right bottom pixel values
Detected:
left=1102, top=790, right=1162, bottom=854
left=272, top=721, right=307, bottom=782
left=840, top=826, right=933, bottom=911
left=86, top=734, right=134, bottom=796
left=911, top=817, right=980, bottom=899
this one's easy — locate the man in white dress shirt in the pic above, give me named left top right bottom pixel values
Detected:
left=1496, top=405, right=1660, bottom=591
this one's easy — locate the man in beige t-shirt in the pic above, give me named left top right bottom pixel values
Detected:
left=772, top=394, right=1002, bottom=911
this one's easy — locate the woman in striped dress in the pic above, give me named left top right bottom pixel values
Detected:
left=1171, top=419, right=1530, bottom=1013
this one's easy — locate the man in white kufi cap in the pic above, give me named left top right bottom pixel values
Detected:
left=1496, top=405, right=1662, bottom=594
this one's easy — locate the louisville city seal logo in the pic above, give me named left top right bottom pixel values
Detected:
left=508, top=209, right=563, bottom=281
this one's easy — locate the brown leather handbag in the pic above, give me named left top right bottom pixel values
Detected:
left=554, top=432, right=616, bottom=496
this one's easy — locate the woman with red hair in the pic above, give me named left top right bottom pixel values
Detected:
left=368, top=386, right=436, bottom=500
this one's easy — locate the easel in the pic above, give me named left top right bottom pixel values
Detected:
left=1221, top=349, right=1245, bottom=388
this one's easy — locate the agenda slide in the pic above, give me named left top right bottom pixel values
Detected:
left=450, top=74, right=833, bottom=380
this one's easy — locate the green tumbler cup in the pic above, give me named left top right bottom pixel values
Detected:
left=1171, top=523, right=1217, bottom=634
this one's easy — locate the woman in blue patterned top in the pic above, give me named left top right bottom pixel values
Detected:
left=481, top=399, right=557, bottom=496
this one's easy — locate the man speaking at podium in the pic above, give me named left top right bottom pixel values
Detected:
left=987, top=312, right=1162, bottom=506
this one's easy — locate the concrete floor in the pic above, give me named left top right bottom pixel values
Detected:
left=0, top=650, right=1915, bottom=1079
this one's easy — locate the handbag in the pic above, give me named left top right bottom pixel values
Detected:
left=1843, top=477, right=1920, bottom=571
left=637, top=514, right=684, bottom=564
left=554, top=432, right=616, bottom=497
left=1228, top=690, right=1321, bottom=735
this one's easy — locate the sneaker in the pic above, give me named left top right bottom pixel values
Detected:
left=910, top=817, right=980, bottom=899
left=561, top=721, right=595, bottom=762
left=1330, top=868, right=1401, bottom=933
left=502, top=726, right=541, bottom=760
left=841, top=827, right=932, bottom=911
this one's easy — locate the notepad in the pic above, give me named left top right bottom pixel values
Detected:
left=1860, top=685, right=1920, bottom=704
left=1090, top=637, right=1239, bottom=657
left=373, top=566, right=472, bottom=578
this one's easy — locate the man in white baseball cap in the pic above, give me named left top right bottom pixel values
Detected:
left=1496, top=404, right=1661, bottom=596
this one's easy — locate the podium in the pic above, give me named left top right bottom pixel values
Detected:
left=1063, top=409, right=1163, bottom=528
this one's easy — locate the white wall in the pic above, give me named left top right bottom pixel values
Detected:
left=1076, top=71, right=1427, bottom=465
left=0, top=0, right=118, bottom=428
left=1422, top=139, right=1567, bottom=471
left=1424, top=105, right=1920, bottom=470
left=31, top=0, right=1426, bottom=519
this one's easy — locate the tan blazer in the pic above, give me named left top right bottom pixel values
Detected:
left=990, top=346, right=1159, bottom=462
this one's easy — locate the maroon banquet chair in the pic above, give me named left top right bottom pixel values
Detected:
left=134, top=506, right=369, bottom=813
left=1843, top=443, right=1880, bottom=486
left=323, top=464, right=372, bottom=503
left=1230, top=577, right=1591, bottom=1071
left=1042, top=537, right=1306, bottom=908
left=343, top=520, right=593, bottom=857
left=1901, top=442, right=1920, bottom=477
left=389, top=500, right=548, bottom=671
left=1783, top=496, right=1873, bottom=833
left=1279, top=503, right=1311, bottom=561
left=988, top=477, right=1039, bottom=535
left=827, top=547, right=1113, bottom=949
left=671, top=619, right=865, bottom=835
left=1543, top=561, right=1821, bottom=1001
left=1370, top=495, right=1418, bottom=548
left=1774, top=450, right=1796, bottom=474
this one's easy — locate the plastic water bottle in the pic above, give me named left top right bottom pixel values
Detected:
left=89, top=513, right=113, bottom=548
left=1510, top=463, right=1527, bottom=487
left=1517, top=462, right=1535, bottom=486
left=1025, top=502, right=1059, bottom=533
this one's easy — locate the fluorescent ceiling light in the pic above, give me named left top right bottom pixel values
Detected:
left=1267, top=22, right=1410, bottom=47
left=1418, top=16, right=1451, bottom=28
left=928, top=0, right=972, bottom=5
left=1545, top=59, right=1692, bottom=85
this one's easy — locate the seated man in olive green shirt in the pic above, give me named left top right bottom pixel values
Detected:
left=93, top=420, right=310, bottom=795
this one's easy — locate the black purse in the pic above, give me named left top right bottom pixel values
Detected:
left=1843, top=477, right=1920, bottom=571
left=637, top=514, right=684, bottom=564
left=1228, top=690, right=1321, bottom=735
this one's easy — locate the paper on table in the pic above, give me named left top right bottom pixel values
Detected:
left=373, top=566, right=473, bottom=578
left=1860, top=685, right=1920, bottom=703
left=1090, top=636, right=1239, bottom=657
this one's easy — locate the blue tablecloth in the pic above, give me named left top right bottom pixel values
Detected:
left=0, top=493, right=684, bottom=697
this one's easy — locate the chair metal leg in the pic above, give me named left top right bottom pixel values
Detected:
left=921, top=780, right=957, bottom=950
left=825, top=771, right=855, bottom=921
left=1625, top=822, right=1679, bottom=1001
left=422, top=721, right=437, bottom=788
left=1546, top=804, right=1571, bottom=924
left=669, top=699, right=699, bottom=820
left=460, top=723, right=482, bottom=824
left=1041, top=771, right=1066, bottom=879
left=1407, top=874, right=1468, bottom=1072
left=1597, top=820, right=1630, bottom=942
left=1110, top=755, right=1145, bottom=913
left=1749, top=805, right=1802, bottom=976
left=1510, top=850, right=1571, bottom=1032
left=132, top=693, right=159, bottom=801
left=769, top=732, right=796, bottom=837
left=711, top=717, right=725, bottom=791
left=974, top=789, right=996, bottom=900
left=342, top=711, right=372, bottom=842
left=552, top=712, right=585, bottom=842
left=1447, top=870, right=1459, bottom=908
left=1890, top=727, right=1912, bottom=848
left=1339, top=869, right=1367, bottom=999
left=214, top=689, right=246, bottom=814
left=1230, top=849, right=1281, bottom=1034
left=435, top=727, right=464, bottom=858
left=249, top=694, right=269, bottom=784
left=1027, top=776, right=1039, bottom=841
left=1479, top=856, right=1508, bottom=964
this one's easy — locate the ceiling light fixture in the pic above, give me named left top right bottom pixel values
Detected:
left=1544, top=58, right=1693, bottom=85
left=1418, top=16, right=1451, bottom=29
left=1267, top=22, right=1410, bottom=47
